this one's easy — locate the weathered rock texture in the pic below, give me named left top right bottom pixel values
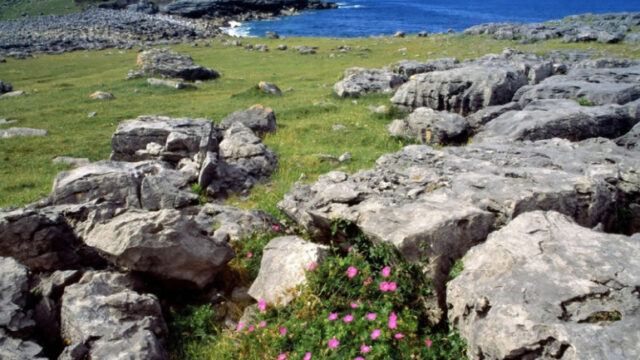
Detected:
left=136, top=49, right=219, bottom=81
left=0, top=257, right=34, bottom=334
left=393, top=58, right=459, bottom=77
left=334, top=67, right=407, bottom=97
left=0, top=127, right=47, bottom=139
left=161, top=0, right=337, bottom=18
left=60, top=272, right=168, bottom=360
left=219, top=104, right=277, bottom=136
left=448, top=211, right=640, bottom=360
left=248, top=236, right=329, bottom=306
left=387, top=107, right=469, bottom=145
left=279, top=138, right=640, bottom=306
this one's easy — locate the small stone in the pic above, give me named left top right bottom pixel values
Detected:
left=0, top=90, right=25, bottom=99
left=0, top=118, right=18, bottom=125
left=338, top=152, right=352, bottom=162
left=332, top=124, right=346, bottom=131
left=418, top=31, right=428, bottom=37
left=90, top=91, right=114, bottom=100
left=394, top=31, right=406, bottom=38
left=277, top=44, right=287, bottom=50
left=88, top=112, right=97, bottom=118
left=0, top=127, right=48, bottom=138
left=265, top=31, right=280, bottom=39
left=258, top=81, right=282, bottom=95
left=147, top=78, right=197, bottom=89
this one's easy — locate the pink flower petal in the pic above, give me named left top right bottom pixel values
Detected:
left=395, top=333, right=404, bottom=339
left=328, top=313, right=338, bottom=321
left=303, top=352, right=312, bottom=360
left=278, top=353, right=287, bottom=360
left=279, top=326, right=287, bottom=335
left=258, top=300, right=267, bottom=312
left=308, top=261, right=318, bottom=271
left=248, top=325, right=255, bottom=332
left=360, top=344, right=371, bottom=354
left=379, top=281, right=389, bottom=292
left=388, top=282, right=397, bottom=291
left=347, top=266, right=358, bottom=278
left=328, top=338, right=340, bottom=349
left=350, top=302, right=359, bottom=309
left=343, top=314, right=354, bottom=323
left=236, top=322, right=244, bottom=331
left=426, top=338, right=432, bottom=348
left=355, top=358, right=365, bottom=360
left=259, top=321, right=266, bottom=328
left=366, top=313, right=377, bottom=321
left=382, top=266, right=391, bottom=277
left=363, top=277, right=372, bottom=285
left=246, top=252, right=253, bottom=258
left=371, top=329, right=381, bottom=340
left=272, top=224, right=280, bottom=231
left=388, top=312, right=397, bottom=329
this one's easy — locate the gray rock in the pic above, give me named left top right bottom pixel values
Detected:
left=0, top=90, right=25, bottom=99
left=277, top=44, right=287, bottom=50
left=265, top=31, right=279, bottom=39
left=110, top=115, right=219, bottom=163
left=0, top=257, right=33, bottom=333
left=332, top=124, right=346, bottom=131
left=219, top=104, right=277, bottom=136
left=52, top=157, right=90, bottom=167
left=625, top=33, right=640, bottom=44
left=391, top=64, right=527, bottom=115
left=279, top=138, right=640, bottom=311
left=57, top=342, right=89, bottom=360
left=197, top=151, right=218, bottom=189
left=0, top=127, right=47, bottom=139
left=258, top=81, right=282, bottom=95
left=89, top=91, right=114, bottom=100
left=88, top=112, right=97, bottom=118
left=515, top=66, right=640, bottom=106
left=294, top=45, right=316, bottom=54
left=248, top=236, right=329, bottom=306
left=0, top=81, right=12, bottom=93
left=0, top=207, right=97, bottom=271
left=418, top=31, right=428, bottom=37
left=448, top=211, right=640, bottom=360
left=394, top=31, right=405, bottom=37
left=136, top=49, right=219, bottom=81
left=196, top=203, right=277, bottom=241
left=0, top=57, right=5, bottom=63
left=465, top=101, right=522, bottom=130
left=60, top=271, right=168, bottom=360
left=0, top=329, right=46, bottom=360
left=0, top=118, right=18, bottom=125
left=475, top=99, right=639, bottom=142
left=216, top=122, right=278, bottom=194
left=574, top=58, right=640, bottom=69
left=334, top=67, right=407, bottom=97
left=338, top=152, right=351, bottom=162
left=79, top=209, right=234, bottom=288
left=147, top=78, right=197, bottom=89
left=387, top=107, right=469, bottom=145
left=394, top=58, right=459, bottom=77
left=616, top=122, right=640, bottom=150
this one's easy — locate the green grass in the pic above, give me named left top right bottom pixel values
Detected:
left=2, top=34, right=639, bottom=214
left=0, top=0, right=81, bottom=21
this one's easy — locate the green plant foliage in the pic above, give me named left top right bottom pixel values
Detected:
left=574, top=97, right=597, bottom=106
left=448, top=259, right=464, bottom=281
left=230, top=232, right=281, bottom=283
left=169, top=219, right=467, bottom=359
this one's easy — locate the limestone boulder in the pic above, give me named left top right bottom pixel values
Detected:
left=219, top=104, right=277, bottom=136
left=387, top=107, right=469, bottom=145
left=334, top=67, right=407, bottom=97
left=0, top=329, right=46, bottom=360
left=448, top=211, right=640, bottom=360
left=196, top=203, right=278, bottom=242
left=0, top=127, right=47, bottom=139
left=391, top=64, right=527, bottom=115
left=60, top=271, right=168, bottom=360
left=393, top=58, right=459, bottom=77
left=136, top=49, right=218, bottom=81
left=0, top=257, right=33, bottom=333
left=248, top=236, right=329, bottom=306
left=79, top=208, right=235, bottom=288
left=616, top=122, right=640, bottom=150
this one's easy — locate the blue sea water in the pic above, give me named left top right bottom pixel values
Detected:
left=225, top=0, right=640, bottom=38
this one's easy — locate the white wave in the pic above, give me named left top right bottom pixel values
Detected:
left=228, top=20, right=242, bottom=28
left=339, top=4, right=364, bottom=9
left=221, top=25, right=255, bottom=38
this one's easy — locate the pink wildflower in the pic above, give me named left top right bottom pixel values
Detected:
left=388, top=282, right=397, bottom=291
left=343, top=314, right=354, bottom=323
left=308, top=261, right=318, bottom=271
left=347, top=266, right=358, bottom=278
left=279, top=326, right=287, bottom=335
left=272, top=224, right=280, bottom=231
left=363, top=277, right=372, bottom=286
left=328, top=338, right=340, bottom=349
left=355, top=358, right=365, bottom=360
left=278, top=353, right=287, bottom=360
left=350, top=302, right=359, bottom=309
left=248, top=325, right=255, bottom=332
left=425, top=338, right=432, bottom=348
left=259, top=321, right=266, bottom=328
left=246, top=252, right=253, bottom=258
left=366, top=313, right=377, bottom=321
left=388, top=312, right=397, bottom=329
left=395, top=333, right=404, bottom=339
left=328, top=313, right=338, bottom=321
left=371, top=329, right=381, bottom=340
left=258, top=300, right=267, bottom=312
left=379, top=281, right=389, bottom=292
left=382, top=266, right=391, bottom=277
left=303, top=352, right=312, bottom=360
left=360, top=344, right=371, bottom=354
left=236, top=322, right=244, bottom=331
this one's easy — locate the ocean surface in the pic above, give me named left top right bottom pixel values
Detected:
left=223, top=0, right=640, bottom=38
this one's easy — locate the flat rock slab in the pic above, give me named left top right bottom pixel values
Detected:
left=0, top=329, right=46, bottom=360
left=279, top=138, right=640, bottom=304
left=60, top=271, right=168, bottom=360
left=89, top=91, right=114, bottom=100
left=248, top=236, right=329, bottom=306
left=475, top=99, right=639, bottom=142
left=334, top=67, right=407, bottom=97
left=196, top=203, right=278, bottom=242
left=448, top=211, right=640, bottom=360
left=387, top=107, right=469, bottom=145
left=0, top=90, right=25, bottom=99
left=0, top=127, right=47, bottom=139
left=147, top=78, right=197, bottom=89
left=0, top=257, right=33, bottom=333
left=394, top=58, right=459, bottom=77
left=515, top=66, right=640, bottom=106
left=616, top=122, right=640, bottom=150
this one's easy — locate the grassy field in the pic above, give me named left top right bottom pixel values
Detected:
left=0, top=0, right=81, bottom=20
left=2, top=34, right=639, bottom=215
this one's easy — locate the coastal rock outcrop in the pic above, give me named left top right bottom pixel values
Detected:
left=248, top=236, right=329, bottom=306
left=161, top=0, right=337, bottom=18
left=60, top=271, right=168, bottom=360
left=334, top=67, right=407, bottom=97
left=447, top=211, right=640, bottom=360
left=220, top=104, right=277, bottom=136
left=387, top=107, right=469, bottom=145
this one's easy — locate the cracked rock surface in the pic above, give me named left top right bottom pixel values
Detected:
left=447, top=211, right=640, bottom=360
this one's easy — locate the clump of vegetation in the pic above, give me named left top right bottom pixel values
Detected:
left=169, top=219, right=467, bottom=359
left=574, top=97, right=597, bottom=106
